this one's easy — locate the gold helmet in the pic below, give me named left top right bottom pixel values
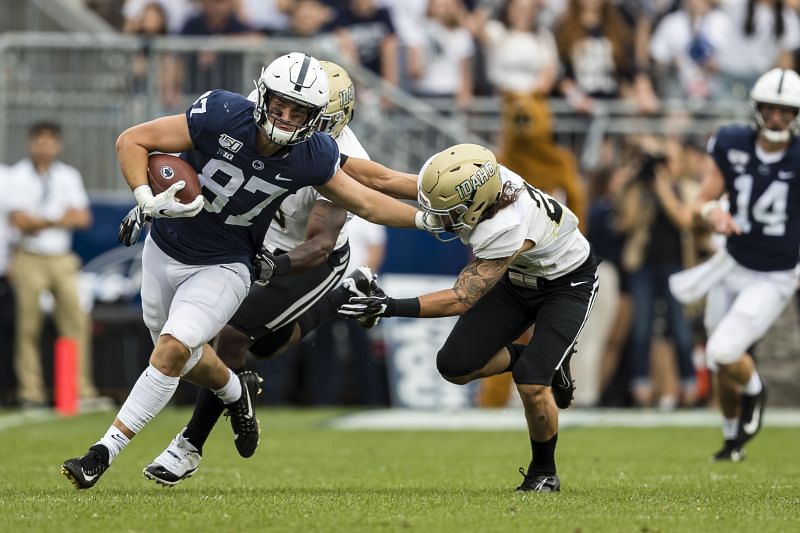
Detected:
left=418, top=144, right=502, bottom=241
left=318, top=61, right=355, bottom=138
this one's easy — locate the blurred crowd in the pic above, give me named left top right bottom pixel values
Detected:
left=88, top=0, right=800, bottom=108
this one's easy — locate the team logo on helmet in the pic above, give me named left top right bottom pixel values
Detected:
left=455, top=161, right=496, bottom=201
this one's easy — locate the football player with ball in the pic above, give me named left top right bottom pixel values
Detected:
left=62, top=53, right=425, bottom=489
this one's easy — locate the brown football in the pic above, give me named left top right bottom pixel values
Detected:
left=147, top=153, right=202, bottom=204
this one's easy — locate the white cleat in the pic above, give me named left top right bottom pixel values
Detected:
left=143, top=429, right=202, bottom=487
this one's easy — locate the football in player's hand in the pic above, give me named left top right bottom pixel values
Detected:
left=147, top=153, right=202, bottom=204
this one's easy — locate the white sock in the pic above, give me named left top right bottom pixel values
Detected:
left=722, top=417, right=738, bottom=440
left=117, top=364, right=180, bottom=435
left=213, top=369, right=242, bottom=405
left=742, top=371, right=762, bottom=396
left=97, top=426, right=130, bottom=464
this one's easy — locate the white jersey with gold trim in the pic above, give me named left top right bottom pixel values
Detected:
left=264, top=126, right=369, bottom=253
left=464, top=165, right=590, bottom=278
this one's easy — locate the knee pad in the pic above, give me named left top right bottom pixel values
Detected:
left=705, top=336, right=742, bottom=368
left=179, top=344, right=204, bottom=377
left=436, top=348, right=477, bottom=380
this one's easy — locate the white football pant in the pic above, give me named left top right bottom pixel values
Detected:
left=704, top=261, right=797, bottom=368
left=140, top=235, right=251, bottom=375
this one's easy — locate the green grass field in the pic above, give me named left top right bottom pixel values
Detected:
left=0, top=408, right=798, bottom=532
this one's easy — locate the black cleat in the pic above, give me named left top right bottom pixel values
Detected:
left=61, top=444, right=110, bottom=489
left=225, top=370, right=262, bottom=458
left=551, top=344, right=577, bottom=409
left=342, top=266, right=380, bottom=329
left=516, top=467, right=561, bottom=493
left=736, top=379, right=767, bottom=447
left=711, top=439, right=745, bottom=462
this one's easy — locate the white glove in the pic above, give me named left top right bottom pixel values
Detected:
left=134, top=183, right=204, bottom=219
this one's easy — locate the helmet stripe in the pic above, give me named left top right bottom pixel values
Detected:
left=294, top=54, right=311, bottom=92
left=778, top=69, right=785, bottom=94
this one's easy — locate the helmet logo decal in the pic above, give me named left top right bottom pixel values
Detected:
left=455, top=161, right=495, bottom=201
left=293, top=54, right=311, bottom=92
left=160, top=166, right=175, bottom=180
left=338, top=86, right=355, bottom=107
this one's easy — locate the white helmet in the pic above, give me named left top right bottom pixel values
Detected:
left=253, top=52, right=329, bottom=146
left=750, top=68, right=800, bottom=143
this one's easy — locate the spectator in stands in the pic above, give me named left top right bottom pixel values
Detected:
left=272, top=0, right=337, bottom=39
left=237, top=0, right=294, bottom=34
left=331, top=0, right=399, bottom=86
left=180, top=0, right=256, bottom=94
left=7, top=122, right=96, bottom=408
left=0, top=163, right=16, bottom=405
left=616, top=139, right=699, bottom=407
left=649, top=0, right=734, bottom=101
left=554, top=0, right=657, bottom=113
left=406, top=0, right=475, bottom=107
left=717, top=0, right=800, bottom=98
left=125, top=2, right=182, bottom=111
left=122, top=0, right=196, bottom=34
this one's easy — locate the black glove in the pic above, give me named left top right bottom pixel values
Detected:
left=118, top=206, right=150, bottom=247
left=339, top=291, right=395, bottom=319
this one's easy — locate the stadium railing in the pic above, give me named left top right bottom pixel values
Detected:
left=0, top=32, right=751, bottom=192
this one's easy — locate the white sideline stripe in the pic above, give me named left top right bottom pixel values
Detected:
left=0, top=410, right=59, bottom=432
left=0, top=402, right=113, bottom=432
left=328, top=408, right=800, bottom=431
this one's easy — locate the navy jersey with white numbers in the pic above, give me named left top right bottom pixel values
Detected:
left=709, top=125, right=800, bottom=271
left=150, top=90, right=340, bottom=269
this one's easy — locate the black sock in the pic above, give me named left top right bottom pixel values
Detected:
left=183, top=366, right=245, bottom=453
left=504, top=343, right=526, bottom=373
left=296, top=285, right=349, bottom=335
left=530, top=433, right=558, bottom=476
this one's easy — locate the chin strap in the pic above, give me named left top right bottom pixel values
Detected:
left=761, top=128, right=791, bottom=143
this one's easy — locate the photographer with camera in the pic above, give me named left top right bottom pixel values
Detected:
left=617, top=138, right=699, bottom=407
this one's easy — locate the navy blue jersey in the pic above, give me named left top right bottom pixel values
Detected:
left=151, top=90, right=339, bottom=269
left=709, top=125, right=800, bottom=271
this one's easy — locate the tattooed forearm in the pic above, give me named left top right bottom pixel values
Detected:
left=453, top=255, right=516, bottom=308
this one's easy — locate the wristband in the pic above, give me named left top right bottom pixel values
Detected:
left=390, top=297, right=421, bottom=318
left=700, top=201, right=720, bottom=221
left=414, top=211, right=425, bottom=230
left=133, top=184, right=154, bottom=207
left=272, top=253, right=292, bottom=277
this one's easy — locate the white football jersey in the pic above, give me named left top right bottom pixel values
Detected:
left=464, top=166, right=590, bottom=279
left=264, top=126, right=369, bottom=253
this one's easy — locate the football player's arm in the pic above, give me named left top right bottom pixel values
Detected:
left=116, top=114, right=203, bottom=218
left=282, top=200, right=348, bottom=273
left=116, top=114, right=193, bottom=191
left=417, top=253, right=520, bottom=317
left=693, top=156, right=741, bottom=235
left=340, top=157, right=417, bottom=200
left=340, top=243, right=531, bottom=319
left=316, top=169, right=421, bottom=229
